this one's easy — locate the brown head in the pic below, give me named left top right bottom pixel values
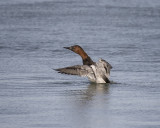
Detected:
left=64, top=45, right=94, bottom=65
left=64, top=45, right=88, bottom=59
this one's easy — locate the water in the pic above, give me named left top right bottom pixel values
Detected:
left=0, top=0, right=160, bottom=128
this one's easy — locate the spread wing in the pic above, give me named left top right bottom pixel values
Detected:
left=95, top=59, right=112, bottom=83
left=100, top=59, right=112, bottom=75
left=55, top=65, right=93, bottom=76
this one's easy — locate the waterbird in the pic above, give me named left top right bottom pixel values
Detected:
left=55, top=45, right=112, bottom=83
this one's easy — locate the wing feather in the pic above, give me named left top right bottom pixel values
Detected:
left=100, top=59, right=112, bottom=74
left=55, top=65, right=93, bottom=76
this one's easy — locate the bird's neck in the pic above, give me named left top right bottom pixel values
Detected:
left=78, top=49, right=88, bottom=60
left=76, top=48, right=94, bottom=65
left=82, top=56, right=94, bottom=65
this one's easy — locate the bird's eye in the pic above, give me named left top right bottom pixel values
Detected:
left=72, top=47, right=75, bottom=50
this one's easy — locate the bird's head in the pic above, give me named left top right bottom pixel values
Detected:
left=64, top=45, right=83, bottom=55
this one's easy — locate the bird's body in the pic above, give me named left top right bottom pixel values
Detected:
left=55, top=45, right=112, bottom=83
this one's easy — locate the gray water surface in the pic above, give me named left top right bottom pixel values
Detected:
left=0, top=0, right=160, bottom=128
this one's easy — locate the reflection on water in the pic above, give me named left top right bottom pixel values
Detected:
left=82, top=83, right=110, bottom=101
left=62, top=83, right=111, bottom=128
left=87, top=83, right=110, bottom=94
left=65, top=83, right=110, bottom=102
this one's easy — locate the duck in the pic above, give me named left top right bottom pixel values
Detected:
left=55, top=45, right=112, bottom=83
